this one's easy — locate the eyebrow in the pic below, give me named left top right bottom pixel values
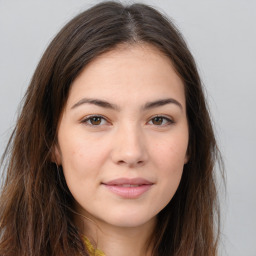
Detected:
left=71, top=97, right=183, bottom=111
left=71, top=98, right=119, bottom=110
left=143, top=98, right=183, bottom=111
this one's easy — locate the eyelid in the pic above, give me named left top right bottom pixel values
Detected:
left=80, top=114, right=111, bottom=126
left=80, top=114, right=174, bottom=127
left=147, top=114, right=175, bottom=125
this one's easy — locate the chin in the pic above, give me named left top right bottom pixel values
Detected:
left=99, top=211, right=157, bottom=229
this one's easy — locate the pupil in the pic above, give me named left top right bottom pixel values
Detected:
left=153, top=117, right=163, bottom=125
left=91, top=117, right=101, bottom=125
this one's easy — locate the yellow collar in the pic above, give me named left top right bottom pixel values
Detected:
left=84, top=236, right=105, bottom=256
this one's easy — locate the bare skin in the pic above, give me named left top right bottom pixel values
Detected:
left=56, top=43, right=189, bottom=255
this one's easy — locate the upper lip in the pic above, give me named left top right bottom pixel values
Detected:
left=102, top=178, right=153, bottom=186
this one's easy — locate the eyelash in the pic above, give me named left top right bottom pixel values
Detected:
left=81, top=115, right=110, bottom=126
left=81, top=115, right=174, bottom=127
left=147, top=115, right=174, bottom=126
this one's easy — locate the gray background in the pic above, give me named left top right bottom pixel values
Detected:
left=0, top=0, right=255, bottom=255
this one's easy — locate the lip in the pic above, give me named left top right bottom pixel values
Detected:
left=102, top=178, right=154, bottom=199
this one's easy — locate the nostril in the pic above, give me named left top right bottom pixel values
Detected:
left=117, top=160, right=126, bottom=165
left=117, top=160, right=144, bottom=167
left=116, top=159, right=144, bottom=167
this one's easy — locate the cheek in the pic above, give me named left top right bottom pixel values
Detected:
left=59, top=140, right=105, bottom=201
left=151, top=135, right=188, bottom=201
left=153, top=136, right=188, bottom=170
left=60, top=135, right=109, bottom=170
left=157, top=146, right=184, bottom=187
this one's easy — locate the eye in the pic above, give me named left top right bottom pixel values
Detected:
left=81, top=115, right=108, bottom=126
left=148, top=115, right=174, bottom=126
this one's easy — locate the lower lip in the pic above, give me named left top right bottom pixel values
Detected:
left=103, top=184, right=152, bottom=199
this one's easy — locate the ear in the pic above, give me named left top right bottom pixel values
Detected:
left=51, top=144, right=62, bottom=166
left=184, top=153, right=189, bottom=164
left=184, top=143, right=190, bottom=164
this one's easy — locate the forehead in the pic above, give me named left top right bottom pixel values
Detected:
left=79, top=43, right=177, bottom=78
left=66, top=43, right=185, bottom=109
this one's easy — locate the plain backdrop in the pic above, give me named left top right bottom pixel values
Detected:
left=0, top=0, right=255, bottom=255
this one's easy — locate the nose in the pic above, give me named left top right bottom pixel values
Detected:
left=111, top=124, right=148, bottom=168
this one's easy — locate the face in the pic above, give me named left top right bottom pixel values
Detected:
left=55, top=44, right=189, bottom=230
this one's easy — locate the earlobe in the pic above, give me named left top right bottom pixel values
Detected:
left=184, top=144, right=190, bottom=164
left=51, top=144, right=62, bottom=165
left=184, top=153, right=189, bottom=164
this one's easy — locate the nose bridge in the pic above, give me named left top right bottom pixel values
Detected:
left=111, top=122, right=147, bottom=167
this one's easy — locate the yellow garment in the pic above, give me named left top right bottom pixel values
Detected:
left=84, top=236, right=105, bottom=256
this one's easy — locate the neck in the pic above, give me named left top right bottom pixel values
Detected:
left=79, top=216, right=156, bottom=256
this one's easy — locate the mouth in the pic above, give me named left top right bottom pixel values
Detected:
left=102, top=178, right=154, bottom=199
left=114, top=184, right=144, bottom=187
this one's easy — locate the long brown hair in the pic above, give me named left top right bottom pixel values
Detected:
left=0, top=1, right=223, bottom=255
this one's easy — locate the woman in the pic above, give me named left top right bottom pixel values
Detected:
left=0, top=1, right=223, bottom=255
